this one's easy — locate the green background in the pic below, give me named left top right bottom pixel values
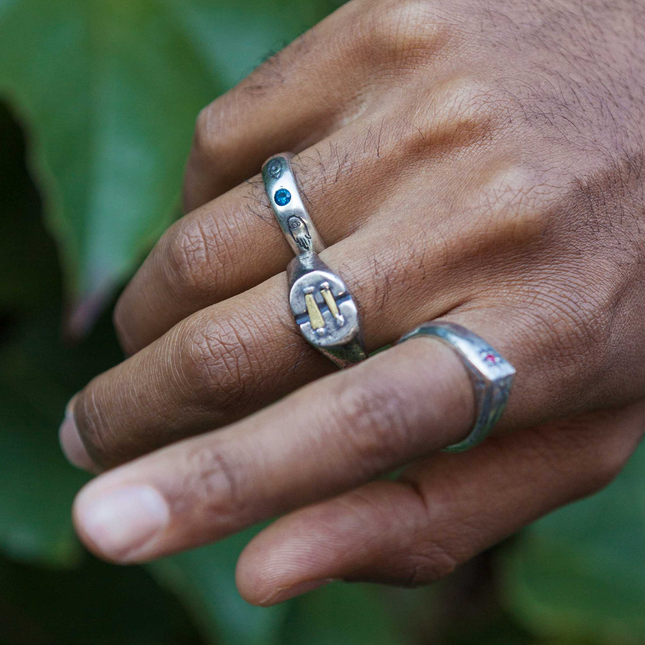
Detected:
left=0, top=0, right=643, bottom=642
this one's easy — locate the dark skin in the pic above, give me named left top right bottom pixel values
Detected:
left=59, top=0, right=645, bottom=605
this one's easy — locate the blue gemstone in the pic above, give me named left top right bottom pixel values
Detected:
left=274, top=189, right=291, bottom=206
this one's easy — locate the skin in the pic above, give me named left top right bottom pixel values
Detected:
left=59, top=0, right=645, bottom=605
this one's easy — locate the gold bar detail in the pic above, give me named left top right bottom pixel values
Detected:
left=321, top=288, right=340, bottom=319
left=305, top=293, right=325, bottom=330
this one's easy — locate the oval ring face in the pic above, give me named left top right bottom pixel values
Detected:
left=289, top=268, right=361, bottom=349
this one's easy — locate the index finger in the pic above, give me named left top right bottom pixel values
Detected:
left=72, top=337, right=473, bottom=563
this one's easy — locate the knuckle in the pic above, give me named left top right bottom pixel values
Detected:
left=400, top=546, right=459, bottom=588
left=192, top=101, right=234, bottom=165
left=518, top=290, right=610, bottom=407
left=164, top=215, right=233, bottom=302
left=361, top=0, right=453, bottom=68
left=586, top=443, right=631, bottom=492
left=178, top=315, right=259, bottom=413
left=436, top=161, right=565, bottom=265
left=540, top=281, right=617, bottom=397
left=475, top=163, right=562, bottom=238
left=531, top=415, right=637, bottom=495
left=583, top=423, right=638, bottom=492
left=331, top=377, right=419, bottom=475
left=402, top=78, right=510, bottom=160
left=112, top=299, right=139, bottom=356
left=178, top=440, right=249, bottom=524
left=430, top=78, right=504, bottom=134
left=73, top=387, right=121, bottom=468
left=333, top=482, right=462, bottom=587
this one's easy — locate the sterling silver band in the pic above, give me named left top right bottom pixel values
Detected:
left=262, top=153, right=326, bottom=256
left=263, top=152, right=366, bottom=369
left=398, top=321, right=515, bottom=452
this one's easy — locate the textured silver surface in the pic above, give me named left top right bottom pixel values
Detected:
left=288, top=252, right=366, bottom=368
left=398, top=321, right=515, bottom=452
left=263, top=152, right=366, bottom=369
left=262, top=153, right=326, bottom=256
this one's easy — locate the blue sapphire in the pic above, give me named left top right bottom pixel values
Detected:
left=274, top=189, right=291, bottom=206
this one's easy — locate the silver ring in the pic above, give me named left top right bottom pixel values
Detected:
left=398, top=321, right=515, bottom=452
left=263, top=153, right=367, bottom=369
left=262, top=153, right=326, bottom=255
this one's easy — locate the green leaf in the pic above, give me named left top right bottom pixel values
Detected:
left=0, top=552, right=204, bottom=645
left=148, top=527, right=290, bottom=645
left=0, top=386, right=86, bottom=565
left=0, top=103, right=60, bottom=313
left=284, top=583, right=406, bottom=645
left=0, top=307, right=124, bottom=565
left=0, top=0, right=342, bottom=325
left=500, top=443, right=645, bottom=644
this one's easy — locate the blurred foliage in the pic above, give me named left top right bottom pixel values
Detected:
left=0, top=0, right=644, bottom=643
left=0, top=0, right=342, bottom=333
left=502, top=443, right=645, bottom=644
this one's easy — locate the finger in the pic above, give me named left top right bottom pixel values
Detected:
left=117, top=8, right=465, bottom=355
left=76, top=213, right=476, bottom=471
left=72, top=339, right=475, bottom=562
left=116, top=92, right=496, bottom=356
left=182, top=0, right=386, bottom=212
left=73, top=296, right=598, bottom=565
left=235, top=402, right=645, bottom=605
left=75, top=128, right=645, bottom=473
left=71, top=217, right=630, bottom=471
left=118, top=80, right=468, bottom=357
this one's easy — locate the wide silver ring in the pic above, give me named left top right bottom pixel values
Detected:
left=262, top=153, right=367, bottom=369
left=398, top=321, right=516, bottom=452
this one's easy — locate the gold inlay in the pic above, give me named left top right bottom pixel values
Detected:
left=305, top=293, right=325, bottom=330
left=321, top=288, right=340, bottom=319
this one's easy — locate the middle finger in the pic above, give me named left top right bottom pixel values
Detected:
left=115, top=125, right=390, bottom=355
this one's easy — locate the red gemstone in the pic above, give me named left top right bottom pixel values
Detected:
left=484, top=353, right=497, bottom=364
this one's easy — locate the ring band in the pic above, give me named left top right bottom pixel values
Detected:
left=263, top=153, right=326, bottom=256
left=263, top=152, right=367, bottom=369
left=398, top=321, right=515, bottom=452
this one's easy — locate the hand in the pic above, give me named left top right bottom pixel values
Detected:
left=60, top=0, right=645, bottom=605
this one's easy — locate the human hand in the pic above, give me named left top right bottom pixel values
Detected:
left=60, top=0, right=645, bottom=604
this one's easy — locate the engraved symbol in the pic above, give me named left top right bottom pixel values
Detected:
left=288, top=216, right=313, bottom=251
left=304, top=287, right=326, bottom=336
left=319, top=282, right=344, bottom=327
left=267, top=159, right=283, bottom=179
left=302, top=283, right=345, bottom=336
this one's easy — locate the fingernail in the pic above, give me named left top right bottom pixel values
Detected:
left=76, top=485, right=170, bottom=562
left=262, top=578, right=336, bottom=605
left=59, top=396, right=95, bottom=471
